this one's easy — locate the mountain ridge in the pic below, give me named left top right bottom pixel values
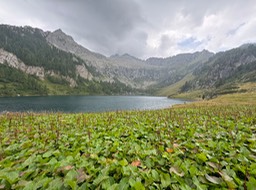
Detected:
left=0, top=24, right=255, bottom=98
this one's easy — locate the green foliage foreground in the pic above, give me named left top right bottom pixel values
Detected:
left=0, top=105, right=256, bottom=189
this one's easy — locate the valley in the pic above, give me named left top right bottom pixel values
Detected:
left=1, top=24, right=255, bottom=98
left=1, top=0, right=256, bottom=189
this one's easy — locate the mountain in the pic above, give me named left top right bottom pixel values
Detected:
left=0, top=24, right=255, bottom=98
left=46, top=28, right=213, bottom=89
left=146, top=50, right=213, bottom=66
left=146, top=50, right=214, bottom=88
left=46, top=29, right=107, bottom=68
left=46, top=29, right=165, bottom=88
left=0, top=25, right=135, bottom=96
left=164, top=44, right=256, bottom=99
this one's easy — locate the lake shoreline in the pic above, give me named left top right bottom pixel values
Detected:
left=0, top=95, right=188, bottom=113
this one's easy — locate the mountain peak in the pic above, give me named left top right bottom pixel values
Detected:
left=47, top=28, right=76, bottom=50
left=121, top=53, right=136, bottom=59
left=110, top=53, right=142, bottom=62
left=51, top=29, right=71, bottom=39
left=53, top=28, right=64, bottom=34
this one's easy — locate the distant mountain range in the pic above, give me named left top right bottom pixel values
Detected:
left=0, top=24, right=255, bottom=98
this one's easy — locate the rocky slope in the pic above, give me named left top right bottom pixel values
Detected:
left=46, top=29, right=107, bottom=68
left=0, top=25, right=136, bottom=96
left=0, top=24, right=255, bottom=97
left=176, top=44, right=256, bottom=98
left=146, top=50, right=214, bottom=88
left=46, top=28, right=214, bottom=89
left=0, top=48, right=92, bottom=87
left=0, top=48, right=44, bottom=79
left=46, top=29, right=165, bottom=88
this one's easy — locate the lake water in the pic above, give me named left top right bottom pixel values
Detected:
left=0, top=96, right=187, bottom=113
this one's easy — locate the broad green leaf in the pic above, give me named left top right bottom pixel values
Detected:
left=192, top=176, right=207, bottom=190
left=180, top=183, right=194, bottom=190
left=102, top=177, right=115, bottom=189
left=132, top=181, right=145, bottom=190
left=197, top=153, right=208, bottom=162
left=129, top=178, right=136, bottom=187
left=169, top=166, right=185, bottom=177
left=23, top=155, right=36, bottom=167
left=205, top=174, right=222, bottom=184
left=19, top=169, right=34, bottom=180
left=247, top=177, right=256, bottom=190
left=4, top=171, right=19, bottom=184
left=48, top=158, right=58, bottom=165
left=77, top=168, right=90, bottom=184
left=53, top=150, right=61, bottom=157
left=65, top=170, right=78, bottom=181
left=218, top=171, right=237, bottom=188
left=249, top=163, right=256, bottom=175
left=151, top=169, right=160, bottom=181
left=48, top=178, right=63, bottom=190
left=93, top=175, right=109, bottom=186
left=78, top=182, right=90, bottom=190
left=23, top=181, right=35, bottom=190
left=144, top=157, right=154, bottom=168
left=118, top=177, right=129, bottom=190
left=43, top=151, right=52, bottom=158
left=189, top=165, right=197, bottom=176
left=207, top=162, right=220, bottom=170
left=35, top=177, right=52, bottom=189
left=65, top=180, right=77, bottom=190
left=107, top=183, right=119, bottom=190
left=161, top=173, right=171, bottom=188
left=119, top=159, right=128, bottom=166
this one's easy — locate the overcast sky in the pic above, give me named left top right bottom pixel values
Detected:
left=1, top=0, right=256, bottom=59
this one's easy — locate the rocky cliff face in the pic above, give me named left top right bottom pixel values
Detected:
left=0, top=48, right=92, bottom=87
left=46, top=29, right=108, bottom=68
left=75, top=65, right=93, bottom=80
left=46, top=29, right=166, bottom=88
left=46, top=29, right=215, bottom=89
left=0, top=48, right=45, bottom=79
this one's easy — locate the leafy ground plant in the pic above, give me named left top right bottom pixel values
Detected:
left=0, top=104, right=256, bottom=189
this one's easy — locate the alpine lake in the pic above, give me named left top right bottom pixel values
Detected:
left=0, top=95, right=187, bottom=113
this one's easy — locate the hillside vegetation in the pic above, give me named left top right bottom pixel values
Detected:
left=0, top=24, right=256, bottom=98
left=0, top=64, right=47, bottom=96
left=0, top=25, right=138, bottom=96
left=160, top=45, right=256, bottom=99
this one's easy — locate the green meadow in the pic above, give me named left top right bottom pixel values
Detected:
left=0, top=95, right=256, bottom=189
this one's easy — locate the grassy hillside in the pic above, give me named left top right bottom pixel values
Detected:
left=0, top=25, right=84, bottom=77
left=0, top=64, right=47, bottom=96
left=0, top=94, right=256, bottom=189
left=156, top=74, right=194, bottom=97
left=156, top=45, right=256, bottom=99
left=170, top=82, right=256, bottom=101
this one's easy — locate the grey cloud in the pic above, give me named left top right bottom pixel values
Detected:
left=1, top=0, right=256, bottom=58
left=48, top=0, right=145, bottom=56
left=1, top=0, right=145, bottom=56
left=227, top=23, right=246, bottom=36
left=159, top=35, right=173, bottom=52
left=116, top=31, right=148, bottom=58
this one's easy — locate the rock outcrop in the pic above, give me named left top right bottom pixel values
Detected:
left=0, top=48, right=86, bottom=87
left=0, top=48, right=45, bottom=79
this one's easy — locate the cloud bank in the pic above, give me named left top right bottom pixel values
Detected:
left=1, top=0, right=256, bottom=59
